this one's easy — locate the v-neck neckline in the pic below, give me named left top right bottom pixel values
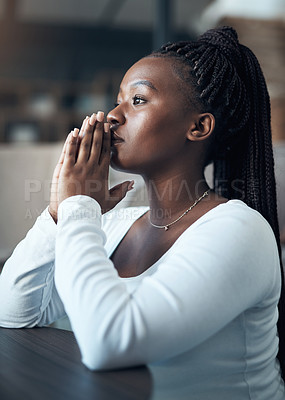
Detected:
left=104, top=200, right=243, bottom=280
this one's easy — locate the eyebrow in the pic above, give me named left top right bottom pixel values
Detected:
left=130, top=80, right=158, bottom=91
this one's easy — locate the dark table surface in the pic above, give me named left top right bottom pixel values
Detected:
left=0, top=327, right=153, bottom=400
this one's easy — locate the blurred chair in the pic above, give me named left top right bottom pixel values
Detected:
left=0, top=143, right=62, bottom=264
left=0, top=143, right=148, bottom=268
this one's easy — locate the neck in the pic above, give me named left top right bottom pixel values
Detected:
left=143, top=169, right=210, bottom=225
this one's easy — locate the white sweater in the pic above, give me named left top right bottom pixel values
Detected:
left=0, top=196, right=284, bottom=399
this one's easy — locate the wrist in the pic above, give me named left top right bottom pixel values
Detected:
left=48, top=206, right=58, bottom=224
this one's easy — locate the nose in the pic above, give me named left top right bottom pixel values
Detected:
left=107, top=105, right=125, bottom=126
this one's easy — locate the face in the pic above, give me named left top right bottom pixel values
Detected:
left=107, top=57, right=198, bottom=175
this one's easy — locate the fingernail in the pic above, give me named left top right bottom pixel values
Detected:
left=72, top=129, right=79, bottom=138
left=79, top=119, right=87, bottom=136
left=84, top=117, right=90, bottom=130
left=104, top=122, right=110, bottom=132
left=89, top=113, right=96, bottom=125
left=97, top=111, right=104, bottom=122
left=128, top=180, right=135, bottom=191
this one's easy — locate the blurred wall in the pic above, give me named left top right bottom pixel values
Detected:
left=1, top=0, right=284, bottom=262
left=200, top=0, right=285, bottom=143
left=199, top=0, right=285, bottom=254
left=0, top=0, right=200, bottom=262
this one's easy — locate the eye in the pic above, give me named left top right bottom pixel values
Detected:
left=132, top=95, right=146, bottom=105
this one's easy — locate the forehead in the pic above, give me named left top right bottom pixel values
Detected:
left=120, top=56, right=184, bottom=92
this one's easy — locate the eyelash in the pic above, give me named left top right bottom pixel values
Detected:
left=114, top=95, right=146, bottom=108
left=132, top=95, right=146, bottom=105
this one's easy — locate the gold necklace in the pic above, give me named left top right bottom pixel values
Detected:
left=149, top=189, right=210, bottom=231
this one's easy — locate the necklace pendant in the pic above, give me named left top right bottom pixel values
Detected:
left=148, top=189, right=210, bottom=231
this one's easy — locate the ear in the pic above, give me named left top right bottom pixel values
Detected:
left=186, top=113, right=215, bottom=142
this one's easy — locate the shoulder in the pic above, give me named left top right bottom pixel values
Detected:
left=196, top=199, right=278, bottom=252
left=173, top=200, right=281, bottom=303
left=194, top=199, right=275, bottom=238
left=181, top=199, right=280, bottom=280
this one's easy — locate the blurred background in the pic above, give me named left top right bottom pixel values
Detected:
left=0, top=0, right=285, bottom=266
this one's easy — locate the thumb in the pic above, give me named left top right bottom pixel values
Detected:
left=108, top=180, right=134, bottom=206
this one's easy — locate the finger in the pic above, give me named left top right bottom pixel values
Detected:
left=109, top=180, right=134, bottom=195
left=52, top=132, right=72, bottom=180
left=108, top=180, right=134, bottom=210
left=77, top=116, right=95, bottom=163
left=58, top=131, right=71, bottom=164
left=63, top=129, right=79, bottom=167
left=76, top=113, right=96, bottom=161
left=79, top=116, right=89, bottom=138
left=88, top=111, right=105, bottom=165
left=99, top=122, right=111, bottom=166
left=89, top=113, right=97, bottom=126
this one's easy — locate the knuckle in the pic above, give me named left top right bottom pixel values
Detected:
left=82, top=142, right=90, bottom=150
left=93, top=140, right=101, bottom=148
left=76, top=166, right=83, bottom=175
left=95, top=121, right=103, bottom=129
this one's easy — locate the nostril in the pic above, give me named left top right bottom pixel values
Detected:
left=107, top=109, right=125, bottom=126
left=106, top=112, right=118, bottom=124
left=110, top=122, right=120, bottom=132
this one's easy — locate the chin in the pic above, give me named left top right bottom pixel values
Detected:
left=110, top=156, right=142, bottom=175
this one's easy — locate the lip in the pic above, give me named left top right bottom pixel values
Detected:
left=110, top=128, right=124, bottom=145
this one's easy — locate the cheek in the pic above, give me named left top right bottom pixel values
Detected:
left=130, top=111, right=171, bottom=144
left=110, top=110, right=187, bottom=172
left=139, top=113, right=185, bottom=151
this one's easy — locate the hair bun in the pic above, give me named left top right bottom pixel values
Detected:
left=198, top=26, right=242, bottom=68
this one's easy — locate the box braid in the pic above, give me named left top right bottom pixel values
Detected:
left=150, top=26, right=285, bottom=377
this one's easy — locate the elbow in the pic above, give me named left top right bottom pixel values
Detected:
left=77, top=333, right=142, bottom=371
left=80, top=348, right=120, bottom=371
left=0, top=318, right=38, bottom=329
left=81, top=352, right=140, bottom=372
left=79, top=342, right=128, bottom=371
left=72, top=301, right=146, bottom=370
left=0, top=307, right=44, bottom=329
left=81, top=355, right=106, bottom=371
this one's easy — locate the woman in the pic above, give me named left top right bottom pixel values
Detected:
left=0, top=26, right=284, bottom=399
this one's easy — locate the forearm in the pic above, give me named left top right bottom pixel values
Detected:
left=55, top=197, right=280, bottom=371
left=0, top=207, right=65, bottom=328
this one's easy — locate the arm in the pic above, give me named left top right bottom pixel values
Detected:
left=0, top=134, right=71, bottom=328
left=0, top=208, right=65, bottom=327
left=0, top=115, right=131, bottom=329
left=55, top=196, right=280, bottom=370
left=54, top=115, right=280, bottom=370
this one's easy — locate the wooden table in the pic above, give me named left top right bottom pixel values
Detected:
left=0, top=327, right=153, bottom=400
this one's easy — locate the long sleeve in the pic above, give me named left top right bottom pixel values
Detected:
left=0, top=208, right=66, bottom=327
left=54, top=196, right=281, bottom=371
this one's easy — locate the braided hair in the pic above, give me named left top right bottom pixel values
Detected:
left=150, top=26, right=285, bottom=377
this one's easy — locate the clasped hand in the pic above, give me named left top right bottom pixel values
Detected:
left=49, top=112, right=134, bottom=223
